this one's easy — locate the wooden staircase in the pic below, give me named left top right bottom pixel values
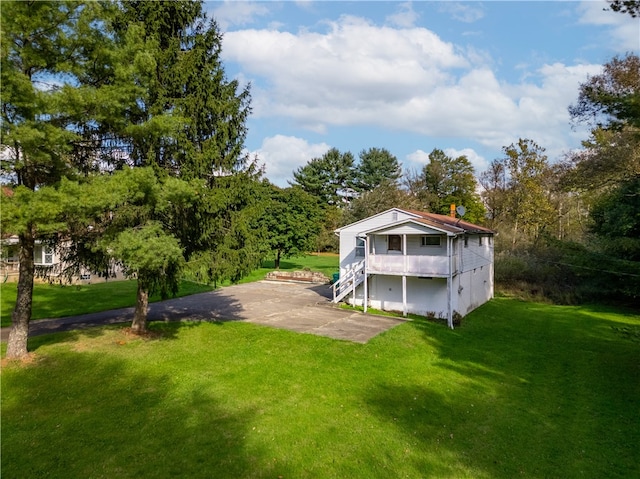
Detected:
left=332, top=261, right=366, bottom=303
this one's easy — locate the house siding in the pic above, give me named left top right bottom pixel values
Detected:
left=348, top=276, right=449, bottom=317
left=338, top=209, right=417, bottom=276
left=336, top=208, right=494, bottom=321
left=459, top=235, right=493, bottom=273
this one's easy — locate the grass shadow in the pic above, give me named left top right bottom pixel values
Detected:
left=1, top=350, right=286, bottom=479
left=364, top=298, right=640, bottom=478
left=11, top=287, right=246, bottom=351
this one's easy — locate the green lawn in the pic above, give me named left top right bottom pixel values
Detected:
left=2, top=298, right=639, bottom=478
left=0, top=280, right=215, bottom=328
left=0, top=253, right=339, bottom=327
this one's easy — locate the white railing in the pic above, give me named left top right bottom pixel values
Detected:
left=332, top=260, right=365, bottom=303
left=367, top=254, right=455, bottom=276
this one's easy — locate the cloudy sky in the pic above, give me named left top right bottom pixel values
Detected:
left=206, top=1, right=639, bottom=186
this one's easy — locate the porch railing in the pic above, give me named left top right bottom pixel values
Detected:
left=367, top=254, right=455, bottom=276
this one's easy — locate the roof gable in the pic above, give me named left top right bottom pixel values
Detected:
left=334, top=208, right=421, bottom=233
left=363, top=218, right=460, bottom=236
left=338, top=208, right=494, bottom=235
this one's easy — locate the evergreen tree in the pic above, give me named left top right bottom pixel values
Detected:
left=352, top=147, right=402, bottom=192
left=290, top=148, right=355, bottom=205
left=96, top=1, right=258, bottom=332
left=0, top=0, right=115, bottom=358
left=1, top=0, right=260, bottom=348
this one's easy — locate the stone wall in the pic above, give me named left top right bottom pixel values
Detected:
left=265, top=270, right=330, bottom=284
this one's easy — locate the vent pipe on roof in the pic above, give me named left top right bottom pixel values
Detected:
left=450, top=203, right=456, bottom=218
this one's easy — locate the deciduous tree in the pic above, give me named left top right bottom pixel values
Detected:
left=260, top=184, right=322, bottom=268
left=342, top=181, right=419, bottom=224
left=406, top=149, right=486, bottom=224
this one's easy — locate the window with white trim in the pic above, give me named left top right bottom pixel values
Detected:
left=355, top=237, right=365, bottom=257
left=43, top=247, right=53, bottom=265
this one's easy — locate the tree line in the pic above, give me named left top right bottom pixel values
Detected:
left=1, top=1, right=637, bottom=359
left=286, top=51, right=639, bottom=305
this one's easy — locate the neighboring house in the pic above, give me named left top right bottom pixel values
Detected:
left=1, top=235, right=125, bottom=284
left=333, top=208, right=494, bottom=328
left=0, top=235, right=58, bottom=282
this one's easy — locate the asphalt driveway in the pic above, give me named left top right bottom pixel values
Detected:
left=1, top=280, right=404, bottom=344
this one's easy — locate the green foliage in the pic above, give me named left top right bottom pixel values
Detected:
left=290, top=147, right=355, bottom=205
left=590, top=177, right=640, bottom=243
left=259, top=184, right=322, bottom=267
left=108, top=222, right=184, bottom=299
left=315, top=206, right=342, bottom=253
left=569, top=53, right=640, bottom=130
left=483, top=139, right=555, bottom=247
left=352, top=147, right=402, bottom=192
left=495, top=238, right=640, bottom=303
left=342, top=181, right=420, bottom=224
left=407, top=148, right=486, bottom=223
left=107, top=0, right=251, bottom=177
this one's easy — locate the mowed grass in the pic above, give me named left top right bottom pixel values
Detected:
left=2, top=298, right=639, bottom=479
left=0, top=254, right=338, bottom=327
left=0, top=280, right=214, bottom=327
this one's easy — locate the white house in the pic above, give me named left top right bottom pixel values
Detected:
left=333, top=208, right=494, bottom=328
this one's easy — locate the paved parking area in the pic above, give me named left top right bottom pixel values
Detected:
left=1, top=281, right=405, bottom=344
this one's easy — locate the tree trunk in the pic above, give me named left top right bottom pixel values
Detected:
left=275, top=250, right=281, bottom=269
left=131, top=280, right=149, bottom=334
left=6, top=229, right=35, bottom=359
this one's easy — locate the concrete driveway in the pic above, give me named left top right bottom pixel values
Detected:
left=1, top=281, right=404, bottom=344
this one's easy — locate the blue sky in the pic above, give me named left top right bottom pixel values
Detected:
left=206, top=1, right=639, bottom=186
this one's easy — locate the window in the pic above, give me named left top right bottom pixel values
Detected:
left=43, top=247, right=53, bottom=265
left=421, top=236, right=441, bottom=247
left=479, top=235, right=483, bottom=246
left=464, top=236, right=468, bottom=248
left=388, top=235, right=402, bottom=252
left=355, top=238, right=365, bottom=257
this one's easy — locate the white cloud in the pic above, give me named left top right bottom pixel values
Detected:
left=210, top=1, right=271, bottom=31
left=386, top=2, right=420, bottom=28
left=406, top=149, right=431, bottom=167
left=223, top=16, right=468, bottom=124
left=250, top=135, right=331, bottom=187
left=443, top=148, right=487, bottom=173
left=223, top=15, right=606, bottom=169
left=576, top=0, right=640, bottom=51
left=438, top=2, right=485, bottom=23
